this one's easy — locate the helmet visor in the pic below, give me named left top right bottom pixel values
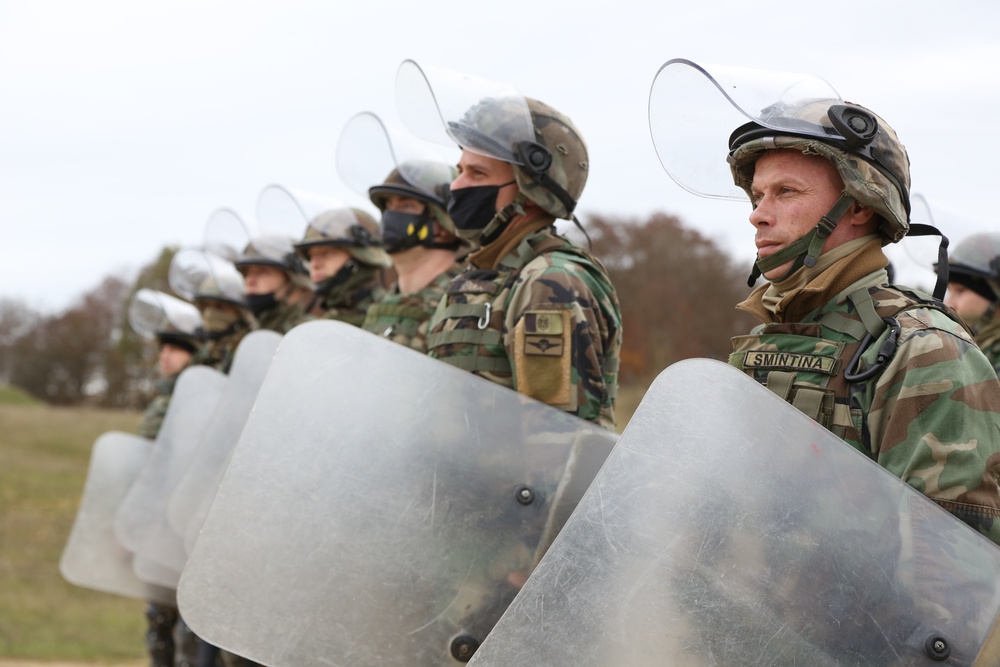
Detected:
left=169, top=249, right=246, bottom=303
left=128, top=289, right=202, bottom=340
left=649, top=58, right=842, bottom=200
left=338, top=111, right=458, bottom=205
left=203, top=208, right=252, bottom=262
left=395, top=59, right=534, bottom=165
left=256, top=184, right=348, bottom=239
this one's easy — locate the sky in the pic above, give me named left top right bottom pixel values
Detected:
left=2, top=1, right=997, bottom=313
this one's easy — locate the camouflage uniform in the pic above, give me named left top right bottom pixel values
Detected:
left=190, top=327, right=249, bottom=374
left=396, top=72, right=623, bottom=429
left=362, top=266, right=461, bottom=353
left=252, top=299, right=310, bottom=334
left=976, top=318, right=1000, bottom=375
left=945, top=232, right=1000, bottom=377
left=314, top=267, right=385, bottom=326
left=428, top=224, right=622, bottom=429
left=719, top=99, right=1000, bottom=544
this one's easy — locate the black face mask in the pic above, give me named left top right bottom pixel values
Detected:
left=381, top=210, right=430, bottom=254
left=245, top=292, right=278, bottom=317
left=447, top=181, right=516, bottom=239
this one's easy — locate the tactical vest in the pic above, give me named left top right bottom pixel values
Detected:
left=730, top=284, right=954, bottom=455
left=362, top=270, right=456, bottom=353
left=255, top=300, right=310, bottom=335
left=427, top=231, right=618, bottom=395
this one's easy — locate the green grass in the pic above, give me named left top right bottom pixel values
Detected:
left=0, top=402, right=146, bottom=661
left=0, top=385, right=40, bottom=406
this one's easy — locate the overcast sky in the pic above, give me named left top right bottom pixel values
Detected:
left=2, top=1, right=997, bottom=312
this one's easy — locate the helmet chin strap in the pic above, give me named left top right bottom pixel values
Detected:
left=747, top=193, right=856, bottom=286
left=478, top=192, right=527, bottom=246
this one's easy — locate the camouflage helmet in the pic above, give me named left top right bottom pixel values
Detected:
left=293, top=208, right=392, bottom=268
left=234, top=234, right=312, bottom=291
left=448, top=97, right=588, bottom=220
left=728, top=100, right=911, bottom=243
left=369, top=160, right=460, bottom=236
left=948, top=232, right=1000, bottom=302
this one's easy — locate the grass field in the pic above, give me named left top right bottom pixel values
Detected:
left=0, top=387, right=146, bottom=662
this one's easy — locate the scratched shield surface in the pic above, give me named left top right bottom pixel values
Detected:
left=178, top=320, right=618, bottom=666
left=468, top=358, right=1000, bottom=667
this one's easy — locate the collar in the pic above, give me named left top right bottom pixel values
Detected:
left=737, top=236, right=889, bottom=325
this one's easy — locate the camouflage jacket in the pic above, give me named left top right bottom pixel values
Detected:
left=426, top=225, right=622, bottom=430
left=191, top=326, right=250, bottom=375
left=975, top=316, right=1000, bottom=377
left=254, top=300, right=311, bottom=335
left=138, top=373, right=180, bottom=439
left=361, top=266, right=462, bottom=353
left=732, top=242, right=1000, bottom=543
left=313, top=266, right=385, bottom=327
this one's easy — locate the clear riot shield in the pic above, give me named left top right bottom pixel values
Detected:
left=167, top=330, right=282, bottom=554
left=469, top=359, right=1000, bottom=667
left=114, top=366, right=227, bottom=589
left=177, top=320, right=617, bottom=666
left=60, top=432, right=175, bottom=606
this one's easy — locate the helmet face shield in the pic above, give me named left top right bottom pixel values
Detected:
left=395, top=59, right=535, bottom=165
left=337, top=111, right=458, bottom=208
left=169, top=249, right=246, bottom=305
left=203, top=208, right=253, bottom=262
left=648, top=58, right=842, bottom=201
left=128, top=288, right=202, bottom=341
left=257, top=184, right=348, bottom=240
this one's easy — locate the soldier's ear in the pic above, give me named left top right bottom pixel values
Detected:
left=848, top=202, right=877, bottom=230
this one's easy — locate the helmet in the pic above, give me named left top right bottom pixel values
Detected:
left=448, top=96, right=588, bottom=220
left=369, top=160, right=459, bottom=236
left=169, top=249, right=248, bottom=310
left=728, top=99, right=911, bottom=243
left=293, top=208, right=392, bottom=268
left=395, top=61, right=588, bottom=221
left=947, top=233, right=1000, bottom=302
left=234, top=234, right=312, bottom=291
left=128, top=288, right=203, bottom=354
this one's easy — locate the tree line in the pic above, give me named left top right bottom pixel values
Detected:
left=0, top=213, right=756, bottom=408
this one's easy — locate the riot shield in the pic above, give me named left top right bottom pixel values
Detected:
left=469, top=359, right=1000, bottom=667
left=114, top=365, right=227, bottom=589
left=167, top=330, right=282, bottom=553
left=177, top=320, right=617, bottom=666
left=59, top=432, right=175, bottom=606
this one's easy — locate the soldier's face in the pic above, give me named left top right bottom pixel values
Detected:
left=749, top=150, right=873, bottom=280
left=307, top=245, right=351, bottom=283
left=453, top=150, right=518, bottom=211
left=945, top=283, right=992, bottom=321
left=159, top=342, right=192, bottom=377
left=242, top=265, right=288, bottom=295
left=386, top=194, right=426, bottom=214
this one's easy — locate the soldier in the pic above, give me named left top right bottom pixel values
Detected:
left=361, top=163, right=467, bottom=351
left=292, top=208, right=392, bottom=323
left=169, top=249, right=253, bottom=375
left=649, top=60, right=1000, bottom=543
left=128, top=289, right=203, bottom=667
left=234, top=235, right=312, bottom=334
left=944, top=232, right=1000, bottom=374
left=337, top=111, right=468, bottom=352
left=396, top=61, right=622, bottom=429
